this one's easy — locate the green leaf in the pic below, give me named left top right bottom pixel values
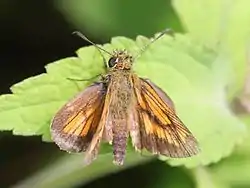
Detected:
left=173, top=0, right=250, bottom=99
left=14, top=154, right=195, bottom=188
left=207, top=115, right=250, bottom=188
left=0, top=49, right=104, bottom=141
left=14, top=152, right=150, bottom=188
left=192, top=167, right=229, bottom=188
left=0, top=34, right=246, bottom=168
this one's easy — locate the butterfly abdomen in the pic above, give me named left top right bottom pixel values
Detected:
left=112, top=119, right=128, bottom=165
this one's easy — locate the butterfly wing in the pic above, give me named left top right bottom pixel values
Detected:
left=131, top=76, right=199, bottom=157
left=51, top=83, right=106, bottom=153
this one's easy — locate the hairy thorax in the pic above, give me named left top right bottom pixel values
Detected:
left=108, top=70, right=134, bottom=120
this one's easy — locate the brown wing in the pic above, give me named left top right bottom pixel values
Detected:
left=131, top=76, right=199, bottom=158
left=51, top=83, right=106, bottom=153
left=84, top=86, right=112, bottom=165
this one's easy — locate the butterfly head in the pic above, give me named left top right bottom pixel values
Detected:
left=107, top=49, right=133, bottom=70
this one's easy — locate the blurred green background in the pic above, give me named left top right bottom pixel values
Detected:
left=1, top=0, right=250, bottom=188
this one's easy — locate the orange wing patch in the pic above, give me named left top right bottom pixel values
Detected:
left=131, top=76, right=199, bottom=157
left=84, top=89, right=112, bottom=165
left=63, top=99, right=102, bottom=136
left=51, top=83, right=106, bottom=153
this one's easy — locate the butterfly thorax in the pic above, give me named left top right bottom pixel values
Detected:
left=108, top=70, right=133, bottom=117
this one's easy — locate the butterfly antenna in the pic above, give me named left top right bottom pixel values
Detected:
left=134, top=28, right=174, bottom=60
left=73, top=31, right=113, bottom=65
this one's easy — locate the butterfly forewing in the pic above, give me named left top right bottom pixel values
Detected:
left=131, top=76, right=199, bottom=157
left=51, top=83, right=106, bottom=153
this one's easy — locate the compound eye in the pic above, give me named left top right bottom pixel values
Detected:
left=108, top=57, right=117, bottom=68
